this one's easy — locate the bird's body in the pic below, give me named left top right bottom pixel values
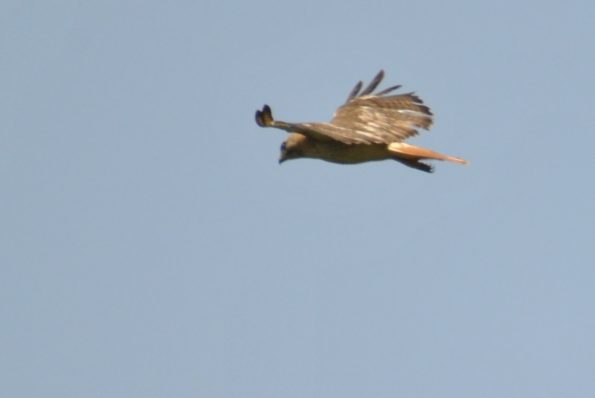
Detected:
left=255, top=70, right=467, bottom=172
left=282, top=133, right=396, bottom=164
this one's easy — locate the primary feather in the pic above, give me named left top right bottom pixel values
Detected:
left=292, top=70, right=433, bottom=145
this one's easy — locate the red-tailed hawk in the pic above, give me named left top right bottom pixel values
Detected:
left=255, top=70, right=467, bottom=172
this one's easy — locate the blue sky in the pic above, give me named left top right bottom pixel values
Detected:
left=2, top=1, right=594, bottom=397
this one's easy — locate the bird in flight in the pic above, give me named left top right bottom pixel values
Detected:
left=255, top=70, right=467, bottom=172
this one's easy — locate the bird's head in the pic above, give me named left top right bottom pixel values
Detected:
left=279, top=134, right=308, bottom=164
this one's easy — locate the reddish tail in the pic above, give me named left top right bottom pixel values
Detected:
left=388, top=142, right=468, bottom=165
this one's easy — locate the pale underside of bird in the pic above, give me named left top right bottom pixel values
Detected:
left=255, top=70, right=467, bottom=173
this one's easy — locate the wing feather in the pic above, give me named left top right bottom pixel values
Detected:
left=358, top=70, right=385, bottom=96
left=271, top=71, right=434, bottom=145
left=330, top=71, right=434, bottom=144
left=346, top=81, right=363, bottom=101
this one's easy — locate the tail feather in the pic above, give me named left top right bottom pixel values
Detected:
left=388, top=142, right=468, bottom=165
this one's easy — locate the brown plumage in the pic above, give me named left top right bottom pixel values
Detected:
left=255, top=70, right=467, bottom=173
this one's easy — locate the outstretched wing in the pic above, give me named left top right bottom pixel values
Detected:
left=296, top=70, right=433, bottom=145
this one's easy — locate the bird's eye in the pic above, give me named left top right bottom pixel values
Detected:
left=280, top=142, right=287, bottom=151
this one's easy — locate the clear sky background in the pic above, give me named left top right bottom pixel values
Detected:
left=2, top=1, right=594, bottom=397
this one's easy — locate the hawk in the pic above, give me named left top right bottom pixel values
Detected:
left=255, top=70, right=467, bottom=172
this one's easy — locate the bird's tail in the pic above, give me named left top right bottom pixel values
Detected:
left=255, top=105, right=275, bottom=127
left=388, top=142, right=468, bottom=165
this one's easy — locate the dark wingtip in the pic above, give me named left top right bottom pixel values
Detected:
left=255, top=109, right=263, bottom=126
left=347, top=81, right=363, bottom=101
left=255, top=104, right=273, bottom=127
left=376, top=84, right=402, bottom=96
left=360, top=70, right=385, bottom=96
